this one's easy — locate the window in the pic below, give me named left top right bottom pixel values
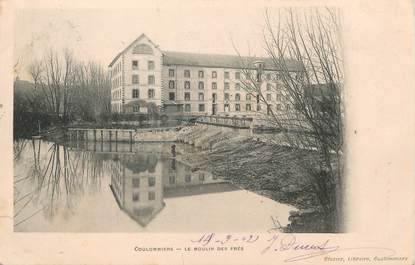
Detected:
left=212, top=82, right=217, bottom=90
left=148, top=191, right=155, bottom=201
left=224, top=103, right=230, bottom=112
left=132, top=74, right=139, bottom=84
left=169, top=92, right=175, bottom=101
left=185, top=174, right=191, bottom=183
left=198, top=92, right=204, bottom=101
left=132, top=178, right=140, bottom=188
left=198, top=81, right=204, bottom=90
left=224, top=93, right=230, bottom=101
left=286, top=104, right=291, bottom=110
left=212, top=71, right=217, bottom=78
left=148, top=89, right=155, bottom=99
left=246, top=94, right=251, bottom=101
left=198, top=70, right=204, bottom=78
left=212, top=93, right=217, bottom=103
left=267, top=83, right=272, bottom=91
left=277, top=104, right=283, bottom=110
left=185, top=92, right=191, bottom=101
left=235, top=83, right=240, bottom=90
left=235, top=93, right=240, bottom=101
left=169, top=175, right=176, bottom=184
left=246, top=104, right=252, bottom=111
left=133, top=105, right=140, bottom=112
left=148, top=177, right=155, bottom=187
left=277, top=94, right=283, bottom=101
left=257, top=104, right=261, bottom=111
left=184, top=70, right=190, bottom=78
left=235, top=72, right=240, bottom=79
left=132, top=89, right=139, bottom=98
left=267, top=94, right=272, bottom=101
left=132, top=192, right=139, bottom=202
left=148, top=75, right=155, bottom=85
left=148, top=61, right=155, bottom=70
left=184, top=104, right=191, bottom=112
left=132, top=60, right=138, bottom=69
left=198, top=104, right=205, bottom=112
left=235, top=104, right=241, bottom=111
left=224, top=71, right=229, bottom=79
left=224, top=82, right=230, bottom=90
left=199, top=172, right=205, bottom=181
left=267, top=105, right=272, bottom=115
left=169, top=80, right=175, bottom=89
left=184, top=81, right=190, bottom=89
left=169, top=69, right=175, bottom=77
left=266, top=73, right=271, bottom=80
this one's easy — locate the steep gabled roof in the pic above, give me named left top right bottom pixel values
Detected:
left=108, top=33, right=303, bottom=72
left=108, top=33, right=162, bottom=67
left=162, top=51, right=303, bottom=72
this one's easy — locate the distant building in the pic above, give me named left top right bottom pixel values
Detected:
left=108, top=34, right=302, bottom=117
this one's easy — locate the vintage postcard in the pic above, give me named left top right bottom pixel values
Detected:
left=0, top=0, right=414, bottom=264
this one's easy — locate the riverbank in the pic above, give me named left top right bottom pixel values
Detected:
left=26, top=122, right=336, bottom=232
left=176, top=125, right=335, bottom=233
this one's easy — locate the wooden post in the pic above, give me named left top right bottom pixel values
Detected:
left=76, top=130, right=79, bottom=141
left=101, top=130, right=103, bottom=142
left=109, top=130, right=112, bottom=142
left=130, top=131, right=133, bottom=144
left=115, top=130, right=118, bottom=143
left=85, top=130, right=88, bottom=142
left=94, top=129, right=96, bottom=142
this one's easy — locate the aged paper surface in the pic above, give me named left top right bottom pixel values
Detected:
left=0, top=0, right=414, bottom=264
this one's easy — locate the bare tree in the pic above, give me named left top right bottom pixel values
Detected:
left=235, top=7, right=343, bottom=231
left=26, top=48, right=110, bottom=123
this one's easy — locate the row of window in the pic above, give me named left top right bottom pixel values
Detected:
left=131, top=89, right=155, bottom=99
left=132, top=60, right=155, bottom=70
left=166, top=92, right=284, bottom=102
left=168, top=68, right=282, bottom=81
left=132, top=191, right=155, bottom=202
left=168, top=172, right=209, bottom=184
left=127, top=75, right=279, bottom=89
left=132, top=177, right=155, bottom=188
left=168, top=80, right=242, bottom=90
left=168, top=80, right=277, bottom=91
left=132, top=74, right=155, bottom=85
left=169, top=69, right=241, bottom=79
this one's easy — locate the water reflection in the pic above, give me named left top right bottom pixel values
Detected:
left=108, top=147, right=236, bottom=227
left=14, top=140, right=106, bottom=228
left=13, top=139, right=241, bottom=230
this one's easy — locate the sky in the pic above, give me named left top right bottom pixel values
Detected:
left=14, top=2, right=274, bottom=80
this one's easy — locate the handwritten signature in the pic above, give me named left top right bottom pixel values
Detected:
left=190, top=226, right=397, bottom=262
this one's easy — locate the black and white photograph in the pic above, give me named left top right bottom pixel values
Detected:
left=1, top=0, right=414, bottom=264
left=12, top=6, right=344, bottom=233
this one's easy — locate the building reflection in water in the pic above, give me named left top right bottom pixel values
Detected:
left=104, top=142, right=237, bottom=227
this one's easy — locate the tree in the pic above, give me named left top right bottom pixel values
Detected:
left=235, top=7, right=343, bottom=232
left=26, top=48, right=110, bottom=123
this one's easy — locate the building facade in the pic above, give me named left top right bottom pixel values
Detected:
left=109, top=34, right=301, bottom=117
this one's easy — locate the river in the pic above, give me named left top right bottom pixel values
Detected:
left=13, top=139, right=297, bottom=232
